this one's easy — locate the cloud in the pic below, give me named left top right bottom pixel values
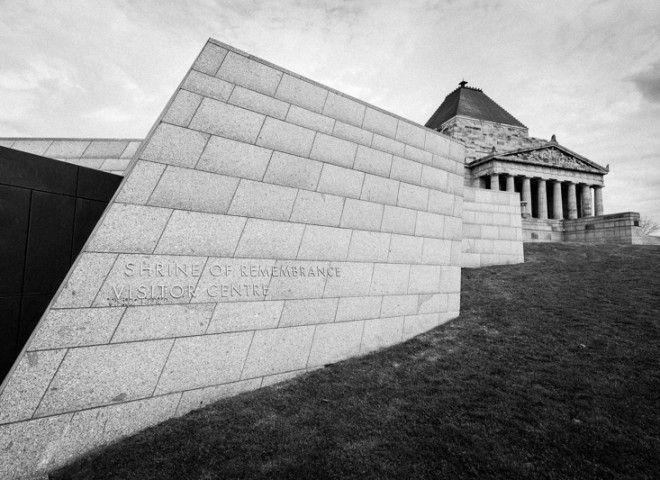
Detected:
left=629, top=62, right=660, bottom=103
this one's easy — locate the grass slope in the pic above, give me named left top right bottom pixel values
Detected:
left=52, top=243, right=660, bottom=480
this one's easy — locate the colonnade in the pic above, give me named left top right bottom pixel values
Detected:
left=481, top=173, right=604, bottom=220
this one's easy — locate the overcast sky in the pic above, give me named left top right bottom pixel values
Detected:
left=1, top=0, right=658, bottom=218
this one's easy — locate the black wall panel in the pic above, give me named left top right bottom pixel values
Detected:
left=0, top=146, right=122, bottom=383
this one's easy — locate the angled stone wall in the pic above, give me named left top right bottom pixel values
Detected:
left=462, top=187, right=524, bottom=267
left=0, top=138, right=142, bottom=176
left=0, top=39, right=466, bottom=478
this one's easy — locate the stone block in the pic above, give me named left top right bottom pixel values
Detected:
left=197, top=135, right=272, bottom=181
left=388, top=234, right=424, bottom=263
left=417, top=293, right=448, bottom=314
left=360, top=174, right=399, bottom=206
left=94, top=253, right=205, bottom=307
left=228, top=179, right=298, bottom=221
left=371, top=134, right=405, bottom=156
left=275, top=74, right=328, bottom=112
left=148, top=166, right=240, bottom=214
left=402, top=313, right=440, bottom=340
left=353, top=145, right=392, bottom=177
left=307, top=321, right=364, bottom=367
left=54, top=253, right=118, bottom=308
left=408, top=265, right=441, bottom=294
left=177, top=378, right=262, bottom=416
left=30, top=307, right=124, bottom=351
left=263, top=151, right=322, bottom=190
left=381, top=205, right=417, bottom=235
left=290, top=190, right=345, bottom=226
left=279, top=298, right=339, bottom=327
left=192, top=42, right=228, bottom=75
left=163, top=90, right=203, bottom=127
left=242, top=325, right=316, bottom=378
left=208, top=301, right=284, bottom=333
left=87, top=203, right=172, bottom=254
left=86, top=140, right=132, bottom=159
left=285, top=105, right=334, bottom=134
left=10, top=139, right=52, bottom=155
left=370, top=263, right=410, bottom=295
left=317, top=164, right=364, bottom=199
left=395, top=121, right=425, bottom=149
left=183, top=70, right=234, bottom=102
left=424, top=132, right=451, bottom=157
left=234, top=219, right=305, bottom=259
left=422, top=238, right=452, bottom=265
left=381, top=295, right=418, bottom=317
left=481, top=225, right=500, bottom=239
left=362, top=107, right=398, bottom=138
left=189, top=97, right=265, bottom=144
left=332, top=121, right=372, bottom=146
left=347, top=231, right=391, bottom=262
left=397, top=183, right=429, bottom=210
left=261, top=369, right=305, bottom=387
left=403, top=144, right=432, bottom=165
left=309, top=133, right=358, bottom=168
left=265, top=260, right=329, bottom=300
left=323, top=262, right=373, bottom=297
left=50, top=394, right=181, bottom=468
left=439, top=266, right=461, bottom=293
left=100, top=158, right=131, bottom=172
left=192, top=257, right=276, bottom=304
left=0, top=349, right=67, bottom=423
left=256, top=117, right=316, bottom=157
left=360, top=317, right=404, bottom=353
left=390, top=155, right=422, bottom=184
left=229, top=85, right=289, bottom=119
left=140, top=123, right=209, bottom=168
left=116, top=160, right=165, bottom=205
left=0, top=414, right=74, bottom=479
left=431, top=154, right=455, bottom=174
left=340, top=198, right=384, bottom=231
left=297, top=225, right=351, bottom=261
left=216, top=51, right=282, bottom=96
left=121, top=141, right=142, bottom=159
left=44, top=140, right=90, bottom=158
left=113, top=303, right=214, bottom=342
left=36, top=340, right=173, bottom=416
left=335, top=296, right=382, bottom=322
left=415, top=211, right=445, bottom=238
left=155, top=332, right=253, bottom=394
left=322, top=92, right=365, bottom=127
left=421, top=165, right=448, bottom=190
left=444, top=216, right=463, bottom=240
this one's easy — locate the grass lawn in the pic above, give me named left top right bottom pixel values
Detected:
left=52, top=243, right=660, bottom=480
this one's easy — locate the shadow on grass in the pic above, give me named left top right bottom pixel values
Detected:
left=52, top=243, right=660, bottom=480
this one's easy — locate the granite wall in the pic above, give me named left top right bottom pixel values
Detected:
left=0, top=38, right=466, bottom=478
left=0, top=138, right=142, bottom=176
left=462, top=187, right=524, bottom=267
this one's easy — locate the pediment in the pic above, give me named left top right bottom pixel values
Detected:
left=469, top=142, right=608, bottom=174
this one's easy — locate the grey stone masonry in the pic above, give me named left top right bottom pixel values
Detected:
left=0, top=38, right=465, bottom=479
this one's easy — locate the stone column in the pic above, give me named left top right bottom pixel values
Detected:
left=476, top=176, right=487, bottom=189
left=552, top=180, right=563, bottom=220
left=567, top=182, right=578, bottom=219
left=537, top=178, right=548, bottom=219
left=490, top=173, right=500, bottom=191
left=522, top=177, right=532, bottom=216
left=581, top=184, right=593, bottom=217
left=594, top=186, right=604, bottom=216
left=506, top=175, right=515, bottom=192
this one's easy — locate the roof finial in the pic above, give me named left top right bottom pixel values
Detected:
left=459, top=80, right=468, bottom=88
left=551, top=134, right=557, bottom=143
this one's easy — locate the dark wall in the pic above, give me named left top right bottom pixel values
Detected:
left=0, top=146, right=122, bottom=382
